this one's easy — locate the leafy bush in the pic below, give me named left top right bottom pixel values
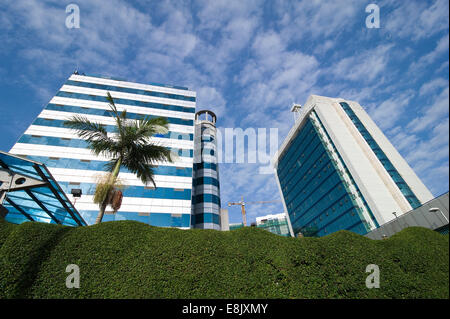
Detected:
left=0, top=219, right=448, bottom=298
left=0, top=218, right=16, bottom=248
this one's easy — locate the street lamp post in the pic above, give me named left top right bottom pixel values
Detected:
left=429, top=207, right=449, bottom=224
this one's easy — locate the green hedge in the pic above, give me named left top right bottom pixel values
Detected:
left=0, top=218, right=17, bottom=248
left=0, top=218, right=448, bottom=298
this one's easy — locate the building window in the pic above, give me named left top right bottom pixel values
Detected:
left=138, top=212, right=150, bottom=216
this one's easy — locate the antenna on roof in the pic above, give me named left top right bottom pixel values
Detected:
left=74, top=58, right=80, bottom=74
left=291, top=103, right=302, bottom=122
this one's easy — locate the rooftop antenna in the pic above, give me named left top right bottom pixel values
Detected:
left=291, top=103, right=302, bottom=122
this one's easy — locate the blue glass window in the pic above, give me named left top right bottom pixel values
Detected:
left=276, top=115, right=374, bottom=237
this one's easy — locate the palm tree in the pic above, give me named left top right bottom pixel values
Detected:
left=64, top=92, right=173, bottom=224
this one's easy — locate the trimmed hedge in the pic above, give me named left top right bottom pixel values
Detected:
left=0, top=218, right=448, bottom=298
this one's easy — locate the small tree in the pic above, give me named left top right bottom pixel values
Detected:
left=64, top=92, right=173, bottom=224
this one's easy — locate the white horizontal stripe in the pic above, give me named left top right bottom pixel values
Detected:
left=194, top=169, right=219, bottom=179
left=76, top=203, right=192, bottom=215
left=25, top=126, right=194, bottom=150
left=73, top=195, right=191, bottom=213
left=194, top=155, right=217, bottom=163
left=193, top=203, right=220, bottom=211
left=10, top=144, right=193, bottom=166
left=77, top=195, right=191, bottom=207
left=192, top=185, right=219, bottom=195
left=38, top=109, right=194, bottom=134
left=49, top=167, right=193, bottom=189
left=50, top=96, right=195, bottom=120
left=60, top=85, right=196, bottom=109
left=69, top=74, right=196, bottom=98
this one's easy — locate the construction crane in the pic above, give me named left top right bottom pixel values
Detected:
left=228, top=197, right=281, bottom=226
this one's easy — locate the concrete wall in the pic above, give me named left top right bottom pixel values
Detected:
left=220, top=208, right=229, bottom=231
left=365, top=192, right=449, bottom=239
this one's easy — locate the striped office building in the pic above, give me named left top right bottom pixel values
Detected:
left=9, top=72, right=205, bottom=228
left=273, top=95, right=434, bottom=237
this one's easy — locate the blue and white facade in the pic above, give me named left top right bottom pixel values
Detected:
left=272, top=95, right=434, bottom=237
left=191, top=110, right=221, bottom=230
left=9, top=72, right=203, bottom=228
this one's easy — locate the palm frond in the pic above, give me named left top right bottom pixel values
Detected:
left=137, top=116, right=169, bottom=138
left=106, top=92, right=127, bottom=139
left=65, top=93, right=174, bottom=190
left=129, top=162, right=157, bottom=188
left=64, top=115, right=108, bottom=139
left=64, top=115, right=118, bottom=157
left=121, top=143, right=173, bottom=186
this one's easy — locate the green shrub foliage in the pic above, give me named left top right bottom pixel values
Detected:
left=0, top=218, right=448, bottom=298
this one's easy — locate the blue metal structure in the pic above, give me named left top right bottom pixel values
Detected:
left=0, top=151, right=86, bottom=226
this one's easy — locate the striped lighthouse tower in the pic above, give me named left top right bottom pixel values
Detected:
left=191, top=110, right=221, bottom=230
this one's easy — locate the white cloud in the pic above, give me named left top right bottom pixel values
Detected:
left=1, top=0, right=448, bottom=208
left=419, top=77, right=449, bottom=96
left=384, top=0, right=449, bottom=40
left=332, top=44, right=394, bottom=83
left=390, top=116, right=449, bottom=197
left=275, top=0, right=363, bottom=43
left=219, top=163, right=284, bottom=223
left=436, top=60, right=449, bottom=73
left=405, top=120, right=449, bottom=169
left=195, top=87, right=228, bottom=121
left=389, top=129, right=420, bottom=152
left=238, top=30, right=319, bottom=117
left=409, top=33, right=449, bottom=73
left=368, top=91, right=414, bottom=130
left=407, top=87, right=449, bottom=133
left=195, top=0, right=262, bottom=33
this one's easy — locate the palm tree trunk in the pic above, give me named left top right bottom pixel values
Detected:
left=95, top=201, right=108, bottom=224
left=94, top=158, right=122, bottom=224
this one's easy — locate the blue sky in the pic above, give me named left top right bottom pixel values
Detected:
left=0, top=0, right=448, bottom=225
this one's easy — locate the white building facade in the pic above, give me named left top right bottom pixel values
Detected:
left=272, top=95, right=434, bottom=237
left=9, top=72, right=200, bottom=228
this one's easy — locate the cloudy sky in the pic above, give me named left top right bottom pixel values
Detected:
left=0, top=0, right=448, bottom=224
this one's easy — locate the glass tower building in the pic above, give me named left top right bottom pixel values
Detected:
left=272, top=95, right=434, bottom=237
left=8, top=72, right=221, bottom=228
left=256, top=213, right=292, bottom=237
